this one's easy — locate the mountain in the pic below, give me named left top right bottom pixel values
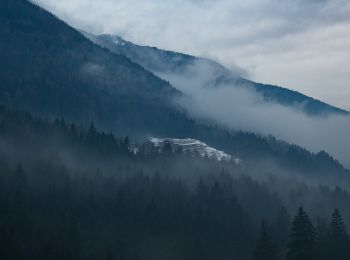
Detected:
left=2, top=2, right=350, bottom=260
left=0, top=0, right=186, bottom=137
left=90, top=34, right=349, bottom=116
left=0, top=0, right=349, bottom=183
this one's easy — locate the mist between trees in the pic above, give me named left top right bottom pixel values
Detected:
left=1, top=105, right=350, bottom=260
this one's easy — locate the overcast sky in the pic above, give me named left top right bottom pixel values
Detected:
left=35, top=0, right=350, bottom=110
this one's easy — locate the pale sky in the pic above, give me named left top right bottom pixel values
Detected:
left=35, top=0, right=350, bottom=110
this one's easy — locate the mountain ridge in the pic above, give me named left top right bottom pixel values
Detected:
left=90, top=33, right=348, bottom=116
left=0, top=0, right=349, bottom=182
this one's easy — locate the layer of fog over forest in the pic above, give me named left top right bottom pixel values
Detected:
left=1, top=106, right=350, bottom=260
left=155, top=60, right=350, bottom=168
left=2, top=1, right=350, bottom=259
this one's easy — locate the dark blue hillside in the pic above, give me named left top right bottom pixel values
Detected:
left=0, top=0, right=348, bottom=180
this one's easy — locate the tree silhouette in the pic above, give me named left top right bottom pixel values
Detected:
left=287, top=207, right=316, bottom=260
left=327, top=209, right=350, bottom=260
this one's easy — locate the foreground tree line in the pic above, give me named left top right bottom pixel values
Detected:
left=1, top=106, right=350, bottom=260
left=254, top=207, right=350, bottom=260
left=1, top=162, right=350, bottom=260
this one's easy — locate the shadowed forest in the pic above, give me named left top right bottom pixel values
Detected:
left=1, top=106, right=350, bottom=260
left=1, top=1, right=350, bottom=260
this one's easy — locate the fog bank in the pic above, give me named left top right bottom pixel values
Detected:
left=156, top=61, right=350, bottom=168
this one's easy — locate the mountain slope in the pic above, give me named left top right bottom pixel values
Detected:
left=91, top=34, right=348, bottom=116
left=0, top=0, right=349, bottom=182
left=0, top=0, right=188, bottom=137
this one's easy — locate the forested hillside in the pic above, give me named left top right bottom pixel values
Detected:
left=0, top=0, right=184, bottom=136
left=1, top=106, right=350, bottom=260
left=1, top=1, right=349, bottom=260
left=0, top=0, right=348, bottom=180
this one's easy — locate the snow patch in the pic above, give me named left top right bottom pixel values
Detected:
left=149, top=137, right=241, bottom=163
left=108, top=35, right=126, bottom=46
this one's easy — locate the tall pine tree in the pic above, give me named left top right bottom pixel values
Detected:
left=327, top=209, right=350, bottom=260
left=287, top=207, right=316, bottom=260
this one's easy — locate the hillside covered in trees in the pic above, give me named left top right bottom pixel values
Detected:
left=1, top=1, right=350, bottom=260
left=0, top=0, right=348, bottom=180
left=1, top=106, right=350, bottom=260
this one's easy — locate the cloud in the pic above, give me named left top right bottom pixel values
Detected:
left=156, top=60, right=350, bottom=168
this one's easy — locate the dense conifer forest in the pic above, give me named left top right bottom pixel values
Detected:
left=1, top=105, right=350, bottom=260
left=1, top=1, right=350, bottom=260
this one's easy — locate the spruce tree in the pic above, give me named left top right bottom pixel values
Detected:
left=87, top=122, right=98, bottom=148
left=253, top=222, right=276, bottom=260
left=327, top=209, right=350, bottom=260
left=287, top=207, right=316, bottom=260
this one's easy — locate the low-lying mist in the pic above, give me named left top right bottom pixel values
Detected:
left=156, top=60, right=350, bottom=168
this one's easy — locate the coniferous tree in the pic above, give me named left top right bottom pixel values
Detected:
left=253, top=222, right=276, bottom=260
left=162, top=142, right=173, bottom=155
left=87, top=122, right=99, bottom=149
left=287, top=207, right=316, bottom=260
left=327, top=209, right=350, bottom=260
